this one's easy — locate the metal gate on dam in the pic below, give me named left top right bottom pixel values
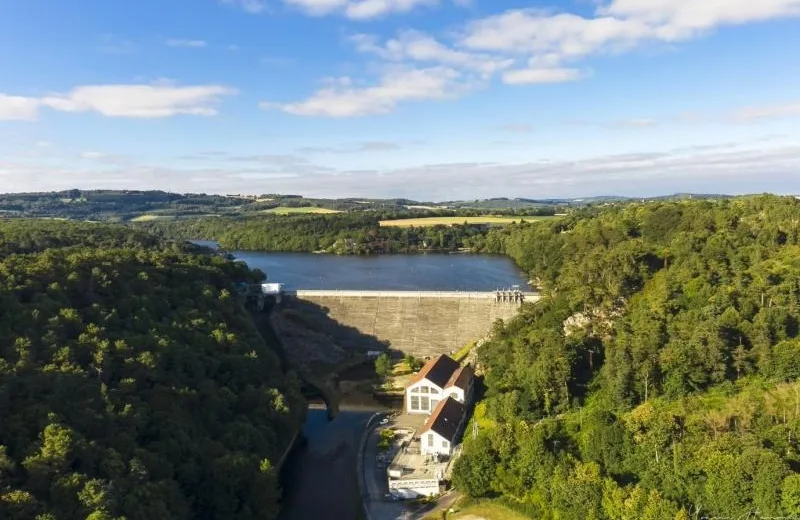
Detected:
left=285, top=290, right=541, bottom=358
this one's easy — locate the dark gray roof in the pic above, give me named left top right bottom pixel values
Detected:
left=422, top=397, right=465, bottom=441
left=445, top=365, right=474, bottom=391
left=411, top=354, right=460, bottom=389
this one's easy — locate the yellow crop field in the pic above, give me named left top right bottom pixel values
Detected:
left=380, top=216, right=554, bottom=227
left=263, top=207, right=341, bottom=215
left=129, top=214, right=176, bottom=222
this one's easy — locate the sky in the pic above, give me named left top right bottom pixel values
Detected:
left=1, top=0, right=799, bottom=200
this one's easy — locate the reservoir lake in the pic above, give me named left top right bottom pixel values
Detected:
left=194, top=243, right=529, bottom=291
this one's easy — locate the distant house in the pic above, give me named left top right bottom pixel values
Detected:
left=420, top=397, right=467, bottom=457
left=260, top=283, right=284, bottom=295
left=405, top=354, right=474, bottom=415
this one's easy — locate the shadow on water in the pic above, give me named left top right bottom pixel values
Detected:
left=278, top=407, right=375, bottom=520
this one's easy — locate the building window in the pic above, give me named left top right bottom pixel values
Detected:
left=450, top=392, right=458, bottom=399
left=420, top=386, right=429, bottom=394
left=430, top=388, right=439, bottom=394
left=442, top=440, right=449, bottom=448
left=411, top=387, right=419, bottom=393
left=410, top=396, right=420, bottom=410
left=431, top=400, right=439, bottom=410
left=421, top=396, right=429, bottom=410
left=428, top=433, right=434, bottom=447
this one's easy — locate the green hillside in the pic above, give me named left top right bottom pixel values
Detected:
left=0, top=221, right=304, bottom=520
left=454, top=195, right=800, bottom=519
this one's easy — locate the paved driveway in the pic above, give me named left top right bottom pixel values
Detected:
left=361, top=413, right=448, bottom=520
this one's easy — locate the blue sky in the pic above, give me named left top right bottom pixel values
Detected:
left=1, top=0, right=799, bottom=200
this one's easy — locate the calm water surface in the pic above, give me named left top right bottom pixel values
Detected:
left=278, top=408, right=375, bottom=520
left=194, top=242, right=528, bottom=290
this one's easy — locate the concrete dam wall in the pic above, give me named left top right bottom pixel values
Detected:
left=288, top=290, right=540, bottom=358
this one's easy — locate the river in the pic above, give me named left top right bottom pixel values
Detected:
left=191, top=244, right=528, bottom=519
left=278, top=407, right=376, bottom=520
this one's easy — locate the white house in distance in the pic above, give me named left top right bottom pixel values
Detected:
left=419, top=397, right=468, bottom=457
left=406, top=354, right=474, bottom=415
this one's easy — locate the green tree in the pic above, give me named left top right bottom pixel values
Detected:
left=452, top=436, right=497, bottom=498
left=374, top=353, right=392, bottom=378
left=782, top=474, right=800, bottom=514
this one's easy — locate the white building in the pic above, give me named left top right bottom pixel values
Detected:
left=386, top=437, right=445, bottom=499
left=420, top=397, right=467, bottom=457
left=405, top=354, right=474, bottom=415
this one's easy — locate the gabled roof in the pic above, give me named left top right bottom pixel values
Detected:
left=421, top=397, right=465, bottom=441
left=444, top=365, right=474, bottom=392
left=408, top=354, right=460, bottom=389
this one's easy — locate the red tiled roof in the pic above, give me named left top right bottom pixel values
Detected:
left=421, top=397, right=465, bottom=441
left=408, top=354, right=460, bottom=389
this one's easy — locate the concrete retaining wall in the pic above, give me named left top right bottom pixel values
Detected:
left=290, top=291, right=540, bottom=358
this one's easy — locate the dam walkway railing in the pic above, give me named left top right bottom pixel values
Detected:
left=287, top=290, right=540, bottom=301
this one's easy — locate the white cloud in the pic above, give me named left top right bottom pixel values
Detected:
left=345, top=0, right=435, bottom=19
left=262, top=66, right=465, bottom=117
left=498, top=124, right=534, bottom=133
left=0, top=84, right=236, bottom=120
left=502, top=67, right=584, bottom=85
left=166, top=39, right=208, bottom=48
left=297, top=141, right=402, bottom=153
left=606, top=118, right=660, bottom=128
left=224, top=0, right=466, bottom=18
left=730, top=102, right=800, bottom=122
left=221, top=0, right=267, bottom=13
left=79, top=151, right=133, bottom=165
left=351, top=31, right=513, bottom=76
left=461, top=1, right=800, bottom=82
left=0, top=94, right=41, bottom=121
left=4, top=141, right=799, bottom=199
left=601, top=0, right=800, bottom=33
left=283, top=0, right=461, bottom=19
left=250, top=0, right=800, bottom=117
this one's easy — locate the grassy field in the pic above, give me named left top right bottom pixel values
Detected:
left=452, top=341, right=476, bottom=362
left=449, top=502, right=531, bottom=520
left=263, top=206, right=341, bottom=215
left=425, top=499, right=531, bottom=520
left=379, top=216, right=556, bottom=227
left=130, top=213, right=221, bottom=222
left=129, top=214, right=177, bottom=222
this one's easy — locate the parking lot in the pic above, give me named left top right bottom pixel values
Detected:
left=362, top=413, right=431, bottom=520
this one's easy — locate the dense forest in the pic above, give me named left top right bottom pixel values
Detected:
left=0, top=191, right=251, bottom=221
left=0, top=190, right=559, bottom=222
left=137, top=213, right=503, bottom=254
left=453, top=195, right=800, bottom=518
left=0, top=220, right=305, bottom=520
